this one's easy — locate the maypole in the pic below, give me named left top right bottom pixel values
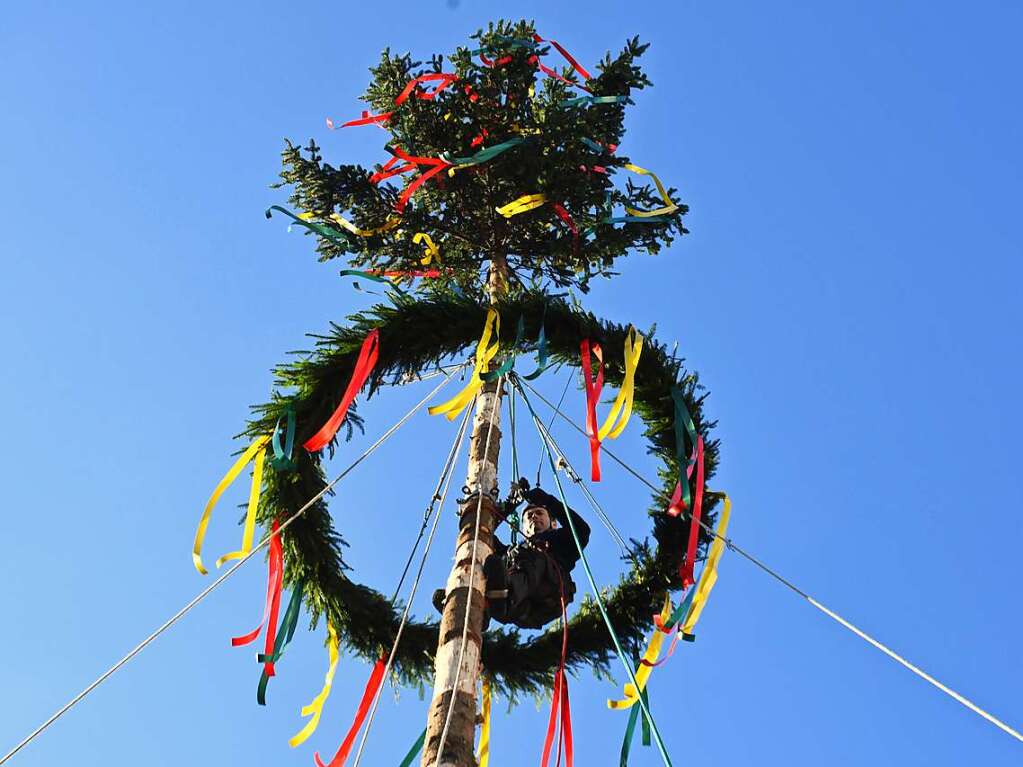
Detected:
left=423, top=253, right=508, bottom=767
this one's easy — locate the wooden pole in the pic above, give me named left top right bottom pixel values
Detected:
left=422, top=255, right=508, bottom=766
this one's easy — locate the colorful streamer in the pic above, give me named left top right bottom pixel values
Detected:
left=496, top=193, right=547, bottom=218
left=580, top=339, right=605, bottom=482
left=313, top=658, right=387, bottom=767
left=552, top=202, right=579, bottom=259
left=394, top=73, right=458, bottom=105
left=597, top=327, right=644, bottom=440
left=329, top=111, right=392, bottom=129
left=428, top=309, right=500, bottom=421
left=443, top=136, right=526, bottom=168
left=561, top=95, right=627, bottom=107
left=619, top=687, right=652, bottom=766
left=214, top=441, right=268, bottom=568
left=668, top=386, right=699, bottom=513
left=289, top=623, right=341, bottom=748
left=653, top=583, right=694, bottom=637
left=681, top=492, right=731, bottom=634
left=257, top=577, right=306, bottom=705
left=482, top=314, right=524, bottom=382
left=270, top=408, right=297, bottom=471
left=532, top=32, right=593, bottom=80
left=678, top=437, right=705, bottom=589
left=522, top=305, right=550, bottom=380
left=303, top=329, right=380, bottom=452
left=266, top=206, right=354, bottom=251
left=477, top=677, right=492, bottom=767
left=192, top=434, right=271, bottom=575
left=231, top=519, right=283, bottom=647
left=397, top=729, right=427, bottom=767
left=607, top=596, right=672, bottom=710
left=413, top=232, right=441, bottom=265
left=621, top=163, right=679, bottom=218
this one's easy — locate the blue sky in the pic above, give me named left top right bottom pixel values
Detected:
left=2, top=1, right=1022, bottom=765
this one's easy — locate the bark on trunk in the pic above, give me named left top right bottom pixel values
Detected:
left=422, top=255, right=507, bottom=767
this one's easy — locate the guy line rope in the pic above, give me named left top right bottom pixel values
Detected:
left=0, top=366, right=466, bottom=766
left=352, top=402, right=475, bottom=767
left=515, top=373, right=1023, bottom=745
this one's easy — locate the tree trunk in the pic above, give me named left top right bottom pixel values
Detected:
left=422, top=255, right=508, bottom=767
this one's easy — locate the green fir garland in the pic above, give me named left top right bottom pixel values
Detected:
left=244, top=290, right=718, bottom=700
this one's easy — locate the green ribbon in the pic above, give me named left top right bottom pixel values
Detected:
left=266, top=205, right=355, bottom=250
left=660, top=583, right=696, bottom=634
left=521, top=304, right=550, bottom=380
left=256, top=577, right=306, bottom=706
left=620, top=687, right=652, bottom=766
left=561, top=95, right=627, bottom=107
left=580, top=137, right=606, bottom=152
left=338, top=269, right=408, bottom=296
left=442, top=137, right=526, bottom=167
left=397, top=728, right=427, bottom=767
left=493, top=34, right=539, bottom=49
left=671, top=387, right=698, bottom=511
left=270, top=408, right=297, bottom=471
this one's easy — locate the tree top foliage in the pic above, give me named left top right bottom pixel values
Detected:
left=273, top=19, right=688, bottom=298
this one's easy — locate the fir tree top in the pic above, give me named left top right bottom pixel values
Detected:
left=274, top=19, right=688, bottom=298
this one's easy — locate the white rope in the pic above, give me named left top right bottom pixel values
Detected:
left=0, top=369, right=463, bottom=766
left=433, top=374, right=504, bottom=767
left=352, top=403, right=474, bottom=767
left=517, top=374, right=1023, bottom=746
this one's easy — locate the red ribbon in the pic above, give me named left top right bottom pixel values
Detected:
left=303, top=330, right=380, bottom=453
left=470, top=128, right=489, bottom=148
left=313, top=657, right=387, bottom=767
left=679, top=437, right=705, bottom=588
left=580, top=340, right=604, bottom=482
left=479, top=52, right=514, bottom=67
left=369, top=156, right=416, bottom=185
left=532, top=33, right=592, bottom=81
left=231, top=519, right=283, bottom=649
left=388, top=146, right=452, bottom=213
left=552, top=203, right=579, bottom=259
left=329, top=111, right=393, bottom=129
left=542, top=594, right=573, bottom=767
left=394, top=73, right=458, bottom=105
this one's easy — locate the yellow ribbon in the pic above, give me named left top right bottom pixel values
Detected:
left=477, top=677, right=492, bottom=767
left=192, top=434, right=271, bottom=575
left=622, top=163, right=679, bottom=218
left=214, top=444, right=267, bottom=568
left=413, top=232, right=441, bottom=265
left=607, top=595, right=672, bottom=709
left=681, top=492, right=731, bottom=634
left=496, top=194, right=547, bottom=218
left=428, top=309, right=501, bottom=421
left=289, top=623, right=341, bottom=748
left=298, top=211, right=400, bottom=237
left=597, top=327, right=644, bottom=440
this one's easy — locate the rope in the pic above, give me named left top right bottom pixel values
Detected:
left=516, top=376, right=1023, bottom=746
left=535, top=368, right=573, bottom=487
left=388, top=397, right=472, bottom=604
left=0, top=369, right=465, bottom=767
left=512, top=376, right=674, bottom=767
left=528, top=414, right=637, bottom=565
left=353, top=403, right=475, bottom=767
left=433, top=374, right=505, bottom=767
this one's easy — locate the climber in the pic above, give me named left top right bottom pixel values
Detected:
left=485, top=483, right=590, bottom=629
left=434, top=480, right=591, bottom=630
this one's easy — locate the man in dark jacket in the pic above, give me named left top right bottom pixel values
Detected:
left=482, top=485, right=591, bottom=629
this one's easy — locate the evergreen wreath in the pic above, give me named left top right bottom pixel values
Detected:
left=245, top=289, right=718, bottom=701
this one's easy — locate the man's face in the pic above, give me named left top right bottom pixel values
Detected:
left=522, top=505, right=552, bottom=537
